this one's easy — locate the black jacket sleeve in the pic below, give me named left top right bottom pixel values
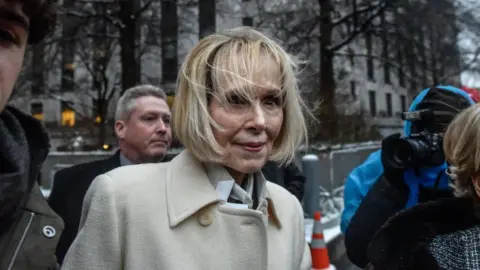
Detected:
left=47, top=170, right=69, bottom=221
left=283, top=163, right=306, bottom=201
left=344, top=174, right=410, bottom=268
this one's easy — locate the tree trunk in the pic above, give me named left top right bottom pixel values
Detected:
left=61, top=0, right=76, bottom=92
left=161, top=0, right=178, bottom=85
left=318, top=0, right=337, bottom=141
left=119, top=0, right=140, bottom=93
left=199, top=0, right=216, bottom=39
left=31, top=44, right=45, bottom=94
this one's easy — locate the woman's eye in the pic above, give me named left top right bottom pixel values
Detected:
left=0, top=29, right=17, bottom=45
left=226, top=94, right=247, bottom=105
left=264, top=96, right=282, bottom=106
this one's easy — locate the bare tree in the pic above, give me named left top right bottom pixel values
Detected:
left=256, top=0, right=480, bottom=142
left=61, top=0, right=159, bottom=92
left=255, top=0, right=389, bottom=141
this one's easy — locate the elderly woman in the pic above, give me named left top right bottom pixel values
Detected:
left=365, top=103, right=480, bottom=270
left=61, top=27, right=311, bottom=270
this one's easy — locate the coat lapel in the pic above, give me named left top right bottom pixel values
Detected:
left=165, top=151, right=221, bottom=227
left=164, top=150, right=283, bottom=229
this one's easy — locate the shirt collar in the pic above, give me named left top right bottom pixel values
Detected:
left=204, top=163, right=268, bottom=212
left=119, top=152, right=134, bottom=166
left=165, top=151, right=281, bottom=228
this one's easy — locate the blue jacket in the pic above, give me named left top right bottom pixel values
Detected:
left=340, top=85, right=475, bottom=233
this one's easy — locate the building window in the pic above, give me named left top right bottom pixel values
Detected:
left=400, top=95, right=407, bottom=113
left=368, top=90, right=377, bottom=117
left=30, top=102, right=44, bottom=121
left=61, top=101, right=75, bottom=127
left=397, top=49, right=405, bottom=87
left=410, top=79, right=417, bottom=93
left=347, top=47, right=355, bottom=68
left=384, top=62, right=391, bottom=84
left=167, top=95, right=175, bottom=108
left=350, top=81, right=356, bottom=99
left=242, top=17, right=253, bottom=27
left=381, top=13, right=391, bottom=84
left=386, top=93, right=393, bottom=117
left=365, top=32, right=375, bottom=81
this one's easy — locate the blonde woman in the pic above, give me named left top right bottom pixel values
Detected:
left=365, top=103, right=480, bottom=270
left=61, top=27, right=312, bottom=270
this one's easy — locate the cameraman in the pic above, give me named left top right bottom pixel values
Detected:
left=342, top=86, right=477, bottom=268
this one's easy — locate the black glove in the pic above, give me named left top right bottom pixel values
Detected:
left=380, top=133, right=409, bottom=192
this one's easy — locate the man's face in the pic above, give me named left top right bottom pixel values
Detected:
left=115, top=96, right=172, bottom=163
left=0, top=1, right=29, bottom=112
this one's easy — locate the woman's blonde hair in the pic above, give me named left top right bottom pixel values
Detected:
left=173, top=26, right=309, bottom=165
left=444, top=103, right=480, bottom=197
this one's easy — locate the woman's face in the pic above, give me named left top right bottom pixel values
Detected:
left=208, top=55, right=284, bottom=181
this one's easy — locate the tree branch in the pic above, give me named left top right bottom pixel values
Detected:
left=330, top=2, right=388, bottom=52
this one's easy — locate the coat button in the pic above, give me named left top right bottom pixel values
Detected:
left=198, top=210, right=213, bottom=226
left=43, top=225, right=56, bottom=238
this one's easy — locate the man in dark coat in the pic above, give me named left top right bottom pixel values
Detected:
left=0, top=1, right=63, bottom=269
left=262, top=161, right=306, bottom=201
left=48, top=85, right=173, bottom=264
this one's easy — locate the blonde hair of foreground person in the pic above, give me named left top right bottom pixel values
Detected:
left=444, top=103, right=480, bottom=198
left=173, top=26, right=310, bottom=165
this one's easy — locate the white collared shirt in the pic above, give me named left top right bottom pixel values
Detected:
left=204, top=163, right=267, bottom=211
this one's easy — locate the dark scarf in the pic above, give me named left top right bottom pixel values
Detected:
left=0, top=106, right=48, bottom=229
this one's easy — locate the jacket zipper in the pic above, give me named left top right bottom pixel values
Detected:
left=7, top=212, right=35, bottom=270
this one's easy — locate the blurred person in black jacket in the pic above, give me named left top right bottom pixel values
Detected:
left=262, top=161, right=306, bottom=201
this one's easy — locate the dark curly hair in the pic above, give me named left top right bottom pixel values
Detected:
left=16, top=0, right=58, bottom=44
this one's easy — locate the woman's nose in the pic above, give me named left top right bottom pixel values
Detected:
left=246, top=103, right=266, bottom=132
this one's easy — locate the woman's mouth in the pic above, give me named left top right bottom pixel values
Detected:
left=240, top=142, right=265, bottom=152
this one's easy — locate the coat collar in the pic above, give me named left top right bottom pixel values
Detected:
left=368, top=197, right=480, bottom=269
left=165, top=150, right=281, bottom=228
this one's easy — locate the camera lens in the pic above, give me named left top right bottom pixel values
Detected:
left=393, top=139, right=416, bottom=166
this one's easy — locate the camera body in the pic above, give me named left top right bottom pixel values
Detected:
left=383, top=109, right=445, bottom=169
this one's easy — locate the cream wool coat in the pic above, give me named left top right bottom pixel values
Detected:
left=62, top=151, right=311, bottom=270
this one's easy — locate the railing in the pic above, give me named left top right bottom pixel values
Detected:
left=318, top=185, right=344, bottom=218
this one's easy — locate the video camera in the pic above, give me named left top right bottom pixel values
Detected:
left=383, top=109, right=445, bottom=169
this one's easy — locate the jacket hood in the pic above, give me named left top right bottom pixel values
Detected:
left=404, top=85, right=475, bottom=136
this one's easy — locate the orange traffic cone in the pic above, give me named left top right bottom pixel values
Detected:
left=311, top=211, right=334, bottom=270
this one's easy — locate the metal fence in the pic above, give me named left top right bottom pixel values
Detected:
left=40, top=143, right=381, bottom=202
left=300, top=141, right=381, bottom=219
left=40, top=149, right=183, bottom=189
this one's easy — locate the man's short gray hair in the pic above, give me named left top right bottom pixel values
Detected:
left=115, top=84, right=167, bottom=122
